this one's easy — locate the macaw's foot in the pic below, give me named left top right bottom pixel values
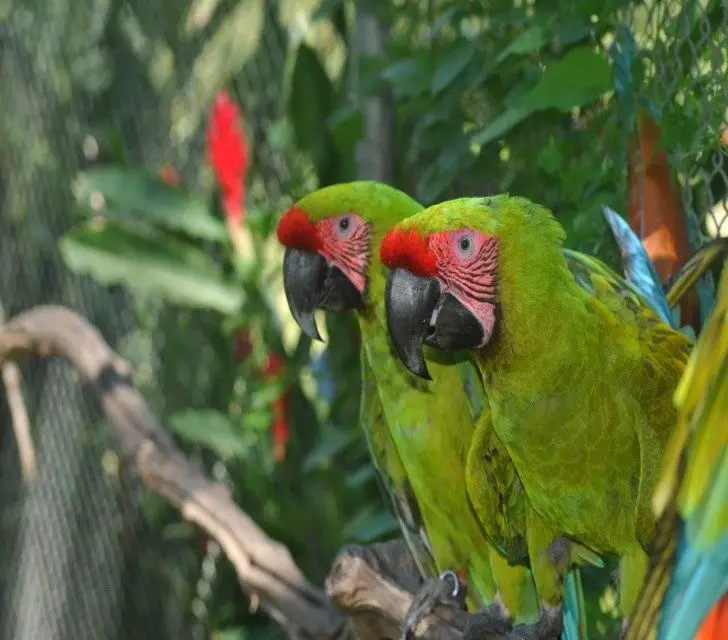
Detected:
left=462, top=603, right=512, bottom=639
left=463, top=605, right=562, bottom=640
left=402, top=570, right=466, bottom=639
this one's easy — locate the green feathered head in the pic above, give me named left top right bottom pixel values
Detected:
left=379, top=195, right=567, bottom=379
left=276, top=181, right=422, bottom=340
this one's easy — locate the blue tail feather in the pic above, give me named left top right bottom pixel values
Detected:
left=659, top=528, right=728, bottom=640
left=561, top=570, right=588, bottom=640
left=602, top=206, right=676, bottom=327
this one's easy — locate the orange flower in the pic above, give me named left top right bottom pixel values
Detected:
left=159, top=163, right=181, bottom=187
left=206, top=90, right=249, bottom=227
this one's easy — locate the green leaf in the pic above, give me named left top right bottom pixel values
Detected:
left=381, top=58, right=429, bottom=97
left=168, top=409, right=248, bottom=460
left=470, top=104, right=535, bottom=148
left=312, top=0, right=344, bottom=21
left=301, top=428, right=357, bottom=472
left=496, top=26, right=545, bottom=63
left=266, top=118, right=295, bottom=152
left=430, top=41, right=476, bottom=94
left=345, top=464, right=377, bottom=489
left=60, top=222, right=244, bottom=314
left=521, top=46, right=612, bottom=112
left=327, top=105, right=364, bottom=153
left=423, top=6, right=461, bottom=42
left=343, top=505, right=399, bottom=542
left=553, top=16, right=593, bottom=47
left=537, top=137, right=564, bottom=175
left=74, top=167, right=227, bottom=242
left=213, top=628, right=247, bottom=640
left=289, top=44, right=335, bottom=169
left=242, top=410, right=272, bottom=432
left=250, top=380, right=290, bottom=410
left=470, top=48, right=611, bottom=149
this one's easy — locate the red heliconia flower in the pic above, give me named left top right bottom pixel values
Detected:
left=206, top=90, right=249, bottom=227
left=234, top=329, right=254, bottom=363
left=271, top=390, right=291, bottom=463
left=261, top=351, right=290, bottom=462
left=261, top=351, right=285, bottom=377
left=159, top=163, right=181, bottom=187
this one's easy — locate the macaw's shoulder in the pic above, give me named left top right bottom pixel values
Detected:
left=562, top=249, right=692, bottom=369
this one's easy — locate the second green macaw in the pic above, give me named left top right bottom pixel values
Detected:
left=275, top=181, right=543, bottom=626
left=380, top=195, right=694, bottom=636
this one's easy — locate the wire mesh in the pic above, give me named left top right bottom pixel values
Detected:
left=0, top=1, right=726, bottom=639
left=0, top=1, right=294, bottom=639
left=623, top=0, right=728, bottom=242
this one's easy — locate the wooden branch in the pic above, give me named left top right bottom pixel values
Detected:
left=0, top=303, right=37, bottom=483
left=327, top=540, right=466, bottom=640
left=0, top=304, right=471, bottom=639
left=0, top=305, right=345, bottom=640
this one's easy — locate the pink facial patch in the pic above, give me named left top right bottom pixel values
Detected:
left=316, top=214, right=371, bottom=293
left=379, top=228, right=437, bottom=277
left=430, top=230, right=499, bottom=346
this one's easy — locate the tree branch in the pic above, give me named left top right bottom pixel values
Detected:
left=0, top=302, right=37, bottom=483
left=0, top=305, right=466, bottom=639
left=0, top=305, right=344, bottom=639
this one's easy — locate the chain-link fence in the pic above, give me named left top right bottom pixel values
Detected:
left=1, top=1, right=727, bottom=639
left=0, top=1, right=301, bottom=638
left=623, top=0, right=728, bottom=244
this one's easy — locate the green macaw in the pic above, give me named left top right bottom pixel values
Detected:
left=380, top=195, right=694, bottom=637
left=275, top=182, right=544, bottom=629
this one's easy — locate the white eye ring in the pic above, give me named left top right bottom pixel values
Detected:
left=457, top=234, right=474, bottom=256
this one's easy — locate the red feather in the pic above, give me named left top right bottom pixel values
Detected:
left=697, top=594, right=728, bottom=640
left=379, top=228, right=437, bottom=277
left=276, top=206, right=321, bottom=252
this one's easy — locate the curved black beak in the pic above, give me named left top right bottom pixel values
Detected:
left=283, top=248, right=326, bottom=340
left=282, top=248, right=363, bottom=341
left=384, top=268, right=440, bottom=380
left=385, top=268, right=485, bottom=380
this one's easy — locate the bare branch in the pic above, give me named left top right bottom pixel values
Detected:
left=0, top=304, right=467, bottom=639
left=327, top=540, right=466, bottom=640
left=0, top=305, right=345, bottom=640
left=0, top=303, right=37, bottom=483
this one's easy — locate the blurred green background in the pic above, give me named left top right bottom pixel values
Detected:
left=0, top=0, right=726, bottom=638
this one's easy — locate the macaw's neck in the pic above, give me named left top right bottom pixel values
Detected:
left=475, top=246, right=595, bottom=395
left=358, top=263, right=392, bottom=344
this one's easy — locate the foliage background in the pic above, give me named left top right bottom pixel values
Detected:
left=0, top=0, right=726, bottom=639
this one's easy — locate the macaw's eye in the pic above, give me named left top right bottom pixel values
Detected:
left=338, top=216, right=350, bottom=232
left=457, top=234, right=474, bottom=256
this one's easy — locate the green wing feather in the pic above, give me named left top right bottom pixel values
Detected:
left=359, top=350, right=437, bottom=577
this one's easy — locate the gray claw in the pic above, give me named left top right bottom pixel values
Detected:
left=402, top=572, right=467, bottom=639
left=463, top=604, right=562, bottom=640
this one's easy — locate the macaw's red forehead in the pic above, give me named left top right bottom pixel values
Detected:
left=276, top=206, right=322, bottom=252
left=379, top=228, right=437, bottom=277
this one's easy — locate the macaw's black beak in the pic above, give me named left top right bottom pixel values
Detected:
left=282, top=248, right=363, bottom=341
left=385, top=268, right=484, bottom=380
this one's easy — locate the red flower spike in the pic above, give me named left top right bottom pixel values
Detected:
left=271, top=390, right=291, bottom=463
left=206, top=90, right=249, bottom=227
left=234, top=330, right=253, bottom=363
left=380, top=228, right=437, bottom=277
left=261, top=351, right=285, bottom=376
left=159, top=163, right=181, bottom=187
left=276, top=206, right=321, bottom=252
